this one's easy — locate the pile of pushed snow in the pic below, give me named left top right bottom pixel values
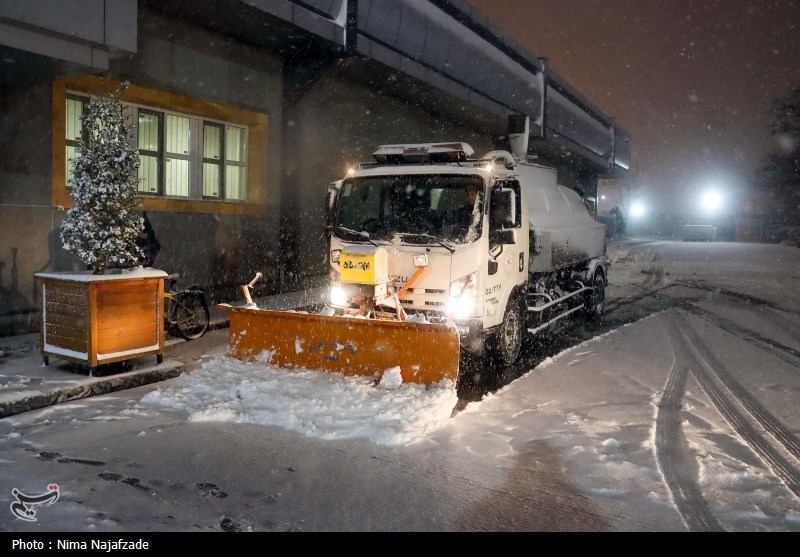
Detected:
left=140, top=356, right=457, bottom=446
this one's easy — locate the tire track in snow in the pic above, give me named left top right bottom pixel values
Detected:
left=606, top=278, right=800, bottom=322
left=656, top=317, right=722, bottom=531
left=671, top=311, right=800, bottom=498
left=604, top=284, right=679, bottom=314
left=672, top=280, right=800, bottom=318
left=683, top=305, right=800, bottom=370
left=763, top=307, right=800, bottom=341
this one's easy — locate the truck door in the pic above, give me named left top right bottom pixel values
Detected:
left=485, top=179, right=526, bottom=325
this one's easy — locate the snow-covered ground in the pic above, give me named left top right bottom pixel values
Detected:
left=4, top=239, right=800, bottom=531
left=141, top=240, right=800, bottom=444
left=141, top=360, right=459, bottom=447
left=131, top=240, right=800, bottom=530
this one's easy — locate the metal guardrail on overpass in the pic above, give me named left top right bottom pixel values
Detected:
left=248, top=0, right=630, bottom=175
left=0, top=0, right=629, bottom=175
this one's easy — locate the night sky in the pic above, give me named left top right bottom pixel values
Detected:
left=468, top=0, right=800, bottom=215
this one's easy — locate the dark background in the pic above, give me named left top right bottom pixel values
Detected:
left=468, top=0, right=800, bottom=215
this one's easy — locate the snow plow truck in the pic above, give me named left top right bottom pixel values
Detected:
left=220, top=140, right=608, bottom=386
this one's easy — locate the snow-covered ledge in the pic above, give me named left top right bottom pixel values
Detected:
left=35, top=267, right=167, bottom=282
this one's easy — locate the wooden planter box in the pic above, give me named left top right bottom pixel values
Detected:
left=35, top=269, right=167, bottom=370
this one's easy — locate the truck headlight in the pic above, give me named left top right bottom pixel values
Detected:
left=330, top=285, right=347, bottom=306
left=448, top=271, right=478, bottom=318
left=330, top=249, right=341, bottom=264
left=447, top=296, right=476, bottom=318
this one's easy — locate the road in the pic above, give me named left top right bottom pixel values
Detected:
left=2, top=240, right=799, bottom=532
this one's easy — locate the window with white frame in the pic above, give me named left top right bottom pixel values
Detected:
left=65, top=94, right=248, bottom=201
left=65, top=94, right=86, bottom=182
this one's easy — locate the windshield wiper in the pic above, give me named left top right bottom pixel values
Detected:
left=395, top=232, right=455, bottom=253
left=334, top=226, right=379, bottom=246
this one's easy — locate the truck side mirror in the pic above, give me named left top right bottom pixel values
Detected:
left=326, top=187, right=338, bottom=213
left=325, top=182, right=340, bottom=231
left=490, top=189, right=515, bottom=229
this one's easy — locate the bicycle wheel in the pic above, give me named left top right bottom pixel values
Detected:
left=169, top=290, right=210, bottom=340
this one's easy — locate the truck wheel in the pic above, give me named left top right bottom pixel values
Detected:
left=489, top=296, right=524, bottom=367
left=585, top=272, right=605, bottom=321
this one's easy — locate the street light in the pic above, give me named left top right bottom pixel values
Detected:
left=701, top=190, right=722, bottom=213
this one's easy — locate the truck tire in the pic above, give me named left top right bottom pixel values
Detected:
left=585, top=271, right=605, bottom=321
left=489, top=295, right=524, bottom=367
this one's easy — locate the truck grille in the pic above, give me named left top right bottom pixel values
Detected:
left=400, top=299, right=446, bottom=308
left=397, top=287, right=446, bottom=295
left=395, top=286, right=448, bottom=310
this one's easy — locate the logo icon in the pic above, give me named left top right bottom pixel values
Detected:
left=10, top=484, right=60, bottom=522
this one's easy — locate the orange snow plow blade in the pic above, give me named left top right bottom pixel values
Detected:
left=218, top=305, right=460, bottom=385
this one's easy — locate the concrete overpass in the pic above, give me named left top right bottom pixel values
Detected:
left=147, top=0, right=630, bottom=176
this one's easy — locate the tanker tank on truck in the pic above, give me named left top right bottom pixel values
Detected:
left=220, top=142, right=608, bottom=386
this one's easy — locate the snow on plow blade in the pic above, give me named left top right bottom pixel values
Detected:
left=219, top=306, right=460, bottom=385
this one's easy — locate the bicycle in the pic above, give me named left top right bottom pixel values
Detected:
left=164, top=273, right=210, bottom=340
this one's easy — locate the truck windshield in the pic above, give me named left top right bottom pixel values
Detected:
left=334, top=174, right=484, bottom=244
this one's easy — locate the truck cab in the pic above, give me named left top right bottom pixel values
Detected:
left=325, top=142, right=606, bottom=367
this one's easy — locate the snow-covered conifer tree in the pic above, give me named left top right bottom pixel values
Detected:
left=60, top=84, right=144, bottom=275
